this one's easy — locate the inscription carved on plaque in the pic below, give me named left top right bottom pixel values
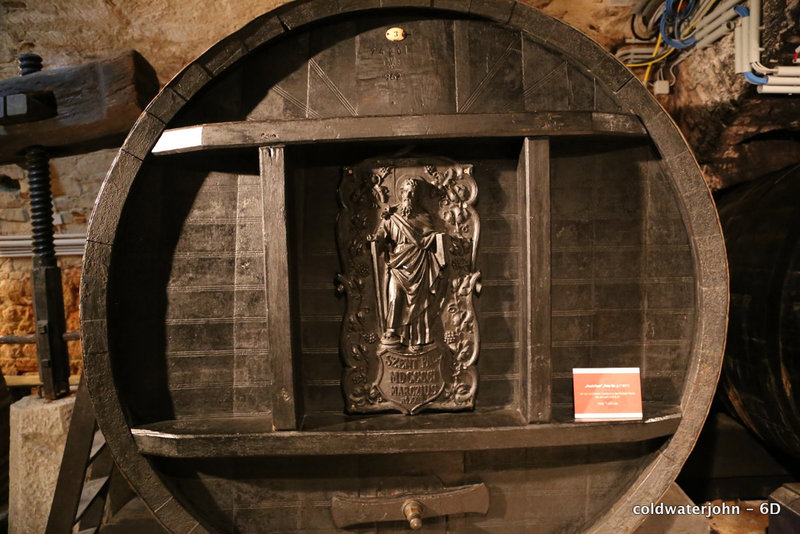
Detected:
left=337, top=157, right=480, bottom=414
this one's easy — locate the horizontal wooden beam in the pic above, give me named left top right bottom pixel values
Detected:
left=0, top=233, right=86, bottom=259
left=0, top=331, right=80, bottom=345
left=151, top=112, right=647, bottom=155
left=132, top=405, right=680, bottom=458
left=5, top=375, right=81, bottom=387
left=0, top=51, right=158, bottom=164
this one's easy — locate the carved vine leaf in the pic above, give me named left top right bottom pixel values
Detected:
left=368, top=385, right=385, bottom=403
left=347, top=307, right=370, bottom=335
left=443, top=272, right=481, bottom=369
left=427, top=164, right=477, bottom=249
left=370, top=167, right=393, bottom=206
left=346, top=369, right=369, bottom=406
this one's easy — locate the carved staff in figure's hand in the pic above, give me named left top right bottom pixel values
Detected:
left=367, top=234, right=386, bottom=330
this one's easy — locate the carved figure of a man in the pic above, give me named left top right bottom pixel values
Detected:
left=372, top=178, right=446, bottom=351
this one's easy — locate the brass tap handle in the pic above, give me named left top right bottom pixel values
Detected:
left=403, top=500, right=424, bottom=530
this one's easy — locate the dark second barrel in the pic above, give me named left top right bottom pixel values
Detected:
left=718, top=164, right=800, bottom=462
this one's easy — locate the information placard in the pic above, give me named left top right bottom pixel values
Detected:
left=573, top=367, right=643, bottom=421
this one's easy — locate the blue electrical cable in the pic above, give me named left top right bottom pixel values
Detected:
left=661, top=0, right=698, bottom=49
left=744, top=72, right=768, bottom=84
left=661, top=13, right=698, bottom=48
left=678, top=0, right=698, bottom=21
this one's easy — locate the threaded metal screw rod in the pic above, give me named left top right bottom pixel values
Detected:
left=18, top=53, right=43, bottom=76
left=19, top=54, right=56, bottom=268
left=26, top=146, right=57, bottom=268
left=17, top=54, right=70, bottom=400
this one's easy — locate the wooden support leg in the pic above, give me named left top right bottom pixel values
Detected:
left=518, top=137, right=552, bottom=423
left=261, top=146, right=301, bottom=430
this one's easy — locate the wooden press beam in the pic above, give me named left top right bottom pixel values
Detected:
left=0, top=50, right=159, bottom=164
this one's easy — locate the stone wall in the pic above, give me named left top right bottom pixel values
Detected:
left=0, top=0, right=647, bottom=376
left=0, top=257, right=82, bottom=376
left=0, top=0, right=630, bottom=81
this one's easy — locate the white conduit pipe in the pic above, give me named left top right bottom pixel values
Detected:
left=757, top=85, right=800, bottom=94
left=765, top=76, right=800, bottom=85
left=735, top=7, right=752, bottom=74
left=744, top=18, right=751, bottom=71
left=0, top=234, right=86, bottom=258
left=734, top=21, right=745, bottom=72
left=616, top=46, right=660, bottom=62
left=775, top=66, right=800, bottom=76
left=749, top=0, right=761, bottom=65
left=700, top=0, right=747, bottom=32
left=738, top=0, right=799, bottom=92
left=694, top=0, right=718, bottom=20
left=696, top=22, right=735, bottom=48
left=693, top=6, right=740, bottom=41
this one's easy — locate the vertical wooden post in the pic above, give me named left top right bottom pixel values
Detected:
left=518, top=137, right=551, bottom=423
left=260, top=146, right=300, bottom=430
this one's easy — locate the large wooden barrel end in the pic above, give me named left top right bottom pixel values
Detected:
left=81, top=1, right=728, bottom=532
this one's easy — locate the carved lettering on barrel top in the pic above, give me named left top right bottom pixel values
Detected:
left=337, top=157, right=480, bottom=414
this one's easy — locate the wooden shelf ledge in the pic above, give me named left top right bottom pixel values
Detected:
left=151, top=112, right=647, bottom=155
left=132, top=405, right=680, bottom=458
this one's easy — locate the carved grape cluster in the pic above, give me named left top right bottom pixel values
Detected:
left=363, top=332, right=378, bottom=344
left=354, top=262, right=370, bottom=278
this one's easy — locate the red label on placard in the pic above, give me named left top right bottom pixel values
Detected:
left=573, top=368, right=643, bottom=421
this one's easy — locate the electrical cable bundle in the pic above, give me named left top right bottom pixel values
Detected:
left=623, top=0, right=800, bottom=94
left=620, top=0, right=739, bottom=86
left=630, top=0, right=664, bottom=40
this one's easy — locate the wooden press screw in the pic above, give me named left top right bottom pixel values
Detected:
left=402, top=500, right=423, bottom=530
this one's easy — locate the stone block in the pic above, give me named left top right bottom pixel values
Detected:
left=0, top=208, right=27, bottom=223
left=9, top=394, right=75, bottom=534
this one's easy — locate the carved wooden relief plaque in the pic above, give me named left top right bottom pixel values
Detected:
left=337, top=157, right=480, bottom=415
